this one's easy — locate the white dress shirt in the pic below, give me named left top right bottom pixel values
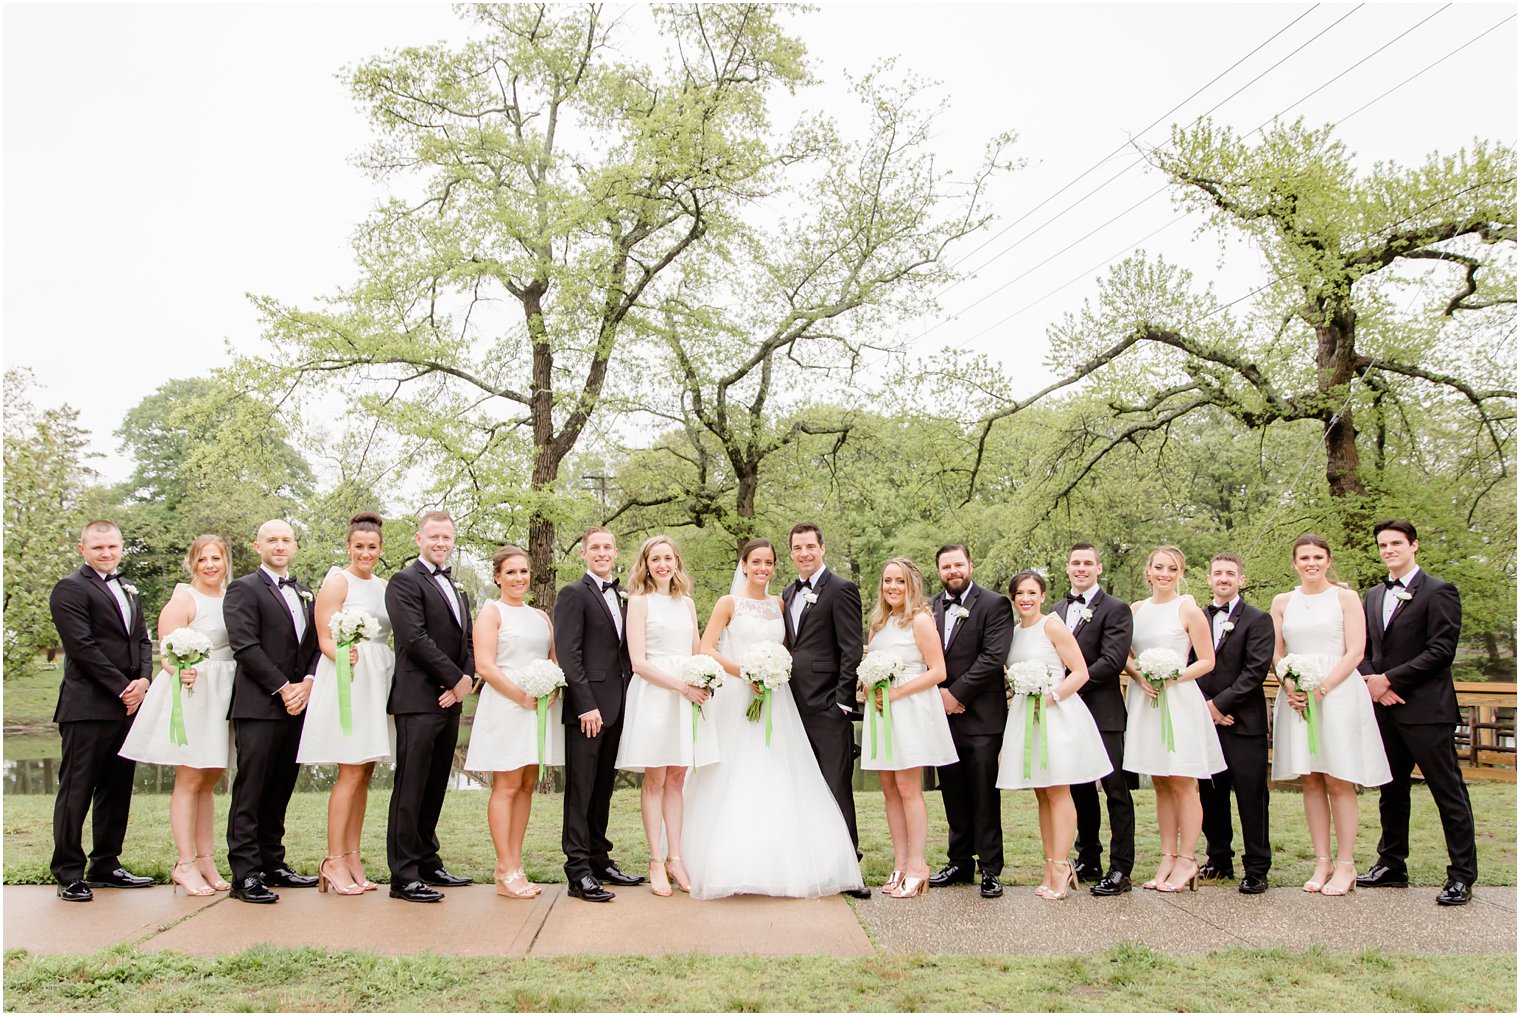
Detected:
left=93, top=569, right=131, bottom=629
left=429, top=566, right=463, bottom=626
left=942, top=581, right=975, bottom=648
left=791, top=563, right=828, bottom=631
left=261, top=564, right=306, bottom=641
left=1209, top=595, right=1240, bottom=648
left=1383, top=564, right=1420, bottom=628
left=1064, top=585, right=1099, bottom=632
left=586, top=570, right=622, bottom=637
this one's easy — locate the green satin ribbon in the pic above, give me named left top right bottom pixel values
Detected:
left=1305, top=686, right=1321, bottom=757
left=169, top=667, right=189, bottom=747
left=691, top=700, right=701, bottom=748
left=535, top=696, right=550, bottom=782
left=868, top=680, right=894, bottom=764
left=1022, top=694, right=1049, bottom=780
left=763, top=688, right=773, bottom=745
left=1157, top=681, right=1176, bottom=752
left=335, top=639, right=358, bottom=737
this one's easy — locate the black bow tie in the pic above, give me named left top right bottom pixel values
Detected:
left=431, top=566, right=452, bottom=579
left=1384, top=578, right=1404, bottom=589
left=1206, top=603, right=1229, bottom=618
left=600, top=579, right=619, bottom=593
left=797, top=578, right=813, bottom=592
left=101, top=572, right=120, bottom=584
left=944, top=594, right=962, bottom=608
left=1064, top=591, right=1087, bottom=605
left=276, top=576, right=298, bottom=589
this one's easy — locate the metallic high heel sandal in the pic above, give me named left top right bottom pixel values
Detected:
left=318, top=855, right=364, bottom=896
left=666, top=856, right=692, bottom=894
left=1321, top=860, right=1358, bottom=897
left=880, top=870, right=904, bottom=895
left=891, top=873, right=929, bottom=898
left=1143, top=853, right=1176, bottom=891
left=194, top=854, right=231, bottom=892
left=343, top=851, right=378, bottom=891
left=1303, top=856, right=1333, bottom=893
left=648, top=858, right=673, bottom=897
left=170, top=860, right=216, bottom=897
left=1037, top=858, right=1077, bottom=900
left=1159, top=856, right=1199, bottom=893
left=495, top=868, right=541, bottom=899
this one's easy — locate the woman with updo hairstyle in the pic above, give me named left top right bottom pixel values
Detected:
left=121, top=534, right=238, bottom=895
left=296, top=512, right=396, bottom=895
left=462, top=544, right=560, bottom=899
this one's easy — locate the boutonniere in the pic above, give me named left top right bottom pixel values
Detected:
left=298, top=589, right=314, bottom=603
left=1391, top=588, right=1413, bottom=602
left=1079, top=607, right=1094, bottom=622
left=1221, top=621, right=1235, bottom=633
left=451, top=580, right=465, bottom=593
left=120, top=582, right=139, bottom=598
left=947, top=604, right=970, bottom=620
left=801, top=590, right=819, bottom=606
left=617, top=589, right=629, bottom=601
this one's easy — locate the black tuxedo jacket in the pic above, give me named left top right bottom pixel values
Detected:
left=782, top=566, right=864, bottom=715
left=932, top=583, right=1014, bottom=737
left=1363, top=570, right=1461, bottom=726
left=225, top=569, right=321, bottom=721
left=49, top=566, right=154, bottom=723
left=553, top=574, right=633, bottom=724
left=1193, top=600, right=1273, bottom=737
left=1052, top=587, right=1133, bottom=732
left=386, top=561, right=475, bottom=716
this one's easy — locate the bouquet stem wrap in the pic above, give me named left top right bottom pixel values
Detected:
left=1305, top=689, right=1321, bottom=758
left=536, top=696, right=550, bottom=782
left=1157, top=682, right=1176, bottom=752
left=1022, top=694, right=1049, bottom=779
left=170, top=667, right=189, bottom=747
left=335, top=640, right=358, bottom=737
left=868, top=680, right=894, bottom=764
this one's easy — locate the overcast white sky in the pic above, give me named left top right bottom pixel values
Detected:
left=4, top=2, right=1515, bottom=482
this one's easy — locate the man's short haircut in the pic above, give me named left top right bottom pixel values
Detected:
left=936, top=543, right=972, bottom=566
left=1068, top=541, right=1100, bottom=562
left=79, top=519, right=120, bottom=542
left=789, top=522, right=824, bottom=546
left=1210, top=552, right=1244, bottom=572
left=583, top=525, right=615, bottom=544
left=417, top=510, right=455, bottom=530
left=1372, top=519, right=1418, bottom=543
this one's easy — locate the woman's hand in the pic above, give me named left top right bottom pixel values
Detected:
left=514, top=689, right=537, bottom=710
left=748, top=681, right=764, bottom=698
left=886, top=685, right=906, bottom=704
left=1138, top=679, right=1159, bottom=701
left=349, top=646, right=359, bottom=668
left=679, top=684, right=710, bottom=705
left=1285, top=684, right=1308, bottom=716
left=178, top=667, right=198, bottom=690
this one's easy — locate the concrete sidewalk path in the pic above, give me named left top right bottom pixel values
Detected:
left=2, top=883, right=1513, bottom=957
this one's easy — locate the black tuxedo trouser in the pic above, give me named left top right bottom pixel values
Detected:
left=51, top=718, right=136, bottom=883
left=1198, top=728, right=1271, bottom=878
left=1071, top=728, right=1135, bottom=875
left=562, top=714, right=623, bottom=881
left=227, top=716, right=304, bottom=882
left=798, top=707, right=860, bottom=855
left=388, top=711, right=459, bottom=885
left=1374, top=715, right=1478, bottom=883
left=937, top=729, right=1003, bottom=875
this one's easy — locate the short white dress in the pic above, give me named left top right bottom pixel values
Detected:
left=1271, top=587, right=1392, bottom=786
left=296, top=569, right=395, bottom=765
left=120, top=584, right=234, bottom=769
left=860, top=615, right=957, bottom=771
left=464, top=600, right=563, bottom=772
left=616, top=593, right=719, bottom=771
left=1122, top=597, right=1226, bottom=778
left=996, top=617, right=1114, bottom=790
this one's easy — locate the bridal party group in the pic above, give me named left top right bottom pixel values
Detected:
left=47, top=510, right=1477, bottom=910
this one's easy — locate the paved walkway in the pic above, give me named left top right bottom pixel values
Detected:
left=2, top=883, right=1513, bottom=957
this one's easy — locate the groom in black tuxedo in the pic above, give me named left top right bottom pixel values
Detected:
left=384, top=510, right=475, bottom=902
left=48, top=520, right=156, bottom=901
left=1194, top=552, right=1274, bottom=894
left=781, top=522, right=869, bottom=899
left=1357, top=519, right=1476, bottom=906
left=224, top=519, right=321, bottom=903
left=927, top=544, right=1014, bottom=898
left=1056, top=542, right=1136, bottom=896
left=554, top=526, right=643, bottom=902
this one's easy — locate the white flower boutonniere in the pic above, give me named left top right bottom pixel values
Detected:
left=1391, top=588, right=1413, bottom=602
left=452, top=580, right=466, bottom=593
left=801, top=590, right=819, bottom=606
left=1079, top=607, right=1094, bottom=622
left=617, top=588, right=629, bottom=601
left=120, top=582, right=139, bottom=598
left=947, top=604, right=970, bottom=621
left=298, top=589, right=314, bottom=603
left=1221, top=621, right=1235, bottom=633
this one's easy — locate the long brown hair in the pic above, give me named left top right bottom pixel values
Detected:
left=628, top=535, right=693, bottom=598
left=868, top=557, right=931, bottom=637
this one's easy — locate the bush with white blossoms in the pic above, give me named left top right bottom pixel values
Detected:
left=329, top=609, right=380, bottom=645
left=1008, top=659, right=1059, bottom=697
left=517, top=660, right=567, bottom=700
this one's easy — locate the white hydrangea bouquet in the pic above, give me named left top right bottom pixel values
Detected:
left=740, top=641, right=792, bottom=745
left=680, top=655, right=726, bottom=746
left=858, top=650, right=903, bottom=764
left=1136, top=647, right=1185, bottom=752
left=517, top=659, right=567, bottom=781
left=161, top=627, right=213, bottom=747
left=1277, top=653, right=1332, bottom=758
left=1008, top=660, right=1060, bottom=778
left=329, top=609, right=381, bottom=736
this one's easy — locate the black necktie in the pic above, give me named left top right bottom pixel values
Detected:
left=600, top=580, right=618, bottom=594
left=277, top=576, right=298, bottom=589
left=1384, top=578, right=1403, bottom=589
left=1206, top=603, right=1228, bottom=618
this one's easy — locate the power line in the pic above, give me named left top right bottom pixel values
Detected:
left=1337, top=11, right=1516, bottom=126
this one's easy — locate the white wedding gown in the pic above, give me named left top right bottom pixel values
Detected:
left=680, top=595, right=863, bottom=899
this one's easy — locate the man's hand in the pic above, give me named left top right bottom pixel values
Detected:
left=439, top=674, right=474, bottom=709
left=580, top=708, right=604, bottom=738
left=119, top=677, right=150, bottom=712
left=1207, top=700, right=1234, bottom=726
left=940, top=688, right=965, bottom=715
left=280, top=678, right=313, bottom=715
left=1365, top=673, right=1391, bottom=698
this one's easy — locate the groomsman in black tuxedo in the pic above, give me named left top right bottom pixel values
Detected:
left=1194, top=552, right=1273, bottom=894
left=1056, top=542, right=1136, bottom=896
left=555, top=526, right=643, bottom=902
left=47, top=520, right=156, bottom=901
left=927, top=544, right=1014, bottom=898
left=782, top=522, right=870, bottom=899
left=1357, top=519, right=1476, bottom=906
left=224, top=520, right=320, bottom=903
left=384, top=510, right=476, bottom=902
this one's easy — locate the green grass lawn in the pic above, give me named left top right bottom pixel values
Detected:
left=2, top=943, right=1513, bottom=1012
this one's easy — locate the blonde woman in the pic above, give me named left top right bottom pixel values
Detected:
left=120, top=535, right=237, bottom=895
left=861, top=557, right=957, bottom=898
left=1122, top=546, right=1224, bottom=894
left=614, top=535, right=714, bottom=895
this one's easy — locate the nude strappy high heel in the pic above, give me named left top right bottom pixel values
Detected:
left=1321, top=860, right=1358, bottom=897
left=343, top=851, right=378, bottom=891
left=318, top=855, right=363, bottom=895
left=1036, top=858, right=1077, bottom=900
left=1159, top=856, right=1200, bottom=893
left=194, top=854, right=231, bottom=892
left=1143, top=853, right=1176, bottom=891
left=1303, top=856, right=1333, bottom=893
left=880, top=870, right=904, bottom=894
left=648, top=858, right=673, bottom=897
left=666, top=856, right=692, bottom=894
left=891, top=873, right=929, bottom=898
left=170, top=860, right=215, bottom=897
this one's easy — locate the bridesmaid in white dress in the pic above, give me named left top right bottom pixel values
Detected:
left=861, top=557, right=957, bottom=898
left=995, top=571, right=1113, bottom=900
left=463, top=545, right=560, bottom=899
left=296, top=512, right=395, bottom=895
left=615, top=535, right=714, bottom=896
left=1122, top=545, right=1222, bottom=893
left=1271, top=533, right=1392, bottom=898
left=120, top=534, right=236, bottom=896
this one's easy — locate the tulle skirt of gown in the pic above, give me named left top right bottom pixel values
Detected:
left=680, top=674, right=863, bottom=899
left=119, top=660, right=235, bottom=769
left=296, top=642, right=396, bottom=765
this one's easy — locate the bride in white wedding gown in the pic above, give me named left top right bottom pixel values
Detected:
left=681, top=539, right=864, bottom=899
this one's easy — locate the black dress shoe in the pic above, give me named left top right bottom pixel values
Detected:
left=1238, top=875, right=1268, bottom=895
left=1090, top=870, right=1132, bottom=896
left=264, top=866, right=319, bottom=888
left=1072, top=861, right=1104, bottom=884
left=841, top=886, right=872, bottom=900
left=595, top=862, right=645, bottom=886
left=389, top=880, right=444, bottom=903
left=1436, top=880, right=1473, bottom=906
left=980, top=872, right=1004, bottom=898
left=230, top=876, right=279, bottom=904
left=421, top=868, right=471, bottom=888
left=56, top=880, right=93, bottom=902
left=1355, top=864, right=1409, bottom=889
left=566, top=876, right=615, bottom=902
left=84, top=867, right=153, bottom=889
left=928, top=863, right=974, bottom=888
left=1198, top=863, right=1235, bottom=882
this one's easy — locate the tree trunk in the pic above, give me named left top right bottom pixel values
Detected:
left=1313, top=308, right=1366, bottom=501
left=733, top=464, right=760, bottom=556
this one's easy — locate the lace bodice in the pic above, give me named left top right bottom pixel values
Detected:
left=180, top=584, right=233, bottom=661
left=1132, top=597, right=1190, bottom=659
left=725, top=595, right=786, bottom=658
left=328, top=567, right=392, bottom=642
left=1282, top=587, right=1347, bottom=662
left=488, top=600, right=552, bottom=677
left=1008, top=616, right=1064, bottom=675
left=640, top=592, right=695, bottom=658
left=866, top=614, right=926, bottom=684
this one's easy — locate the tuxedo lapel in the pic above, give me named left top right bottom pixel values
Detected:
left=944, top=585, right=978, bottom=652
left=1069, top=589, right=1098, bottom=638
left=82, top=569, right=129, bottom=635
left=932, top=593, right=946, bottom=639
left=1365, top=586, right=1386, bottom=655
left=582, top=574, right=620, bottom=636
left=414, top=561, right=464, bottom=629
left=1385, top=571, right=1422, bottom=632
left=256, top=568, right=299, bottom=635
left=795, top=570, right=825, bottom=637
left=1213, top=600, right=1242, bottom=651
